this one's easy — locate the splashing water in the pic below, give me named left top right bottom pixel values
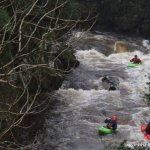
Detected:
left=38, top=33, right=150, bottom=150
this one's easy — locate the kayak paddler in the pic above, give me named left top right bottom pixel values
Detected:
left=104, top=116, right=118, bottom=130
left=130, top=55, right=142, bottom=64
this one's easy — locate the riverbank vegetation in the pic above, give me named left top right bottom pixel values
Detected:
left=71, top=0, right=150, bottom=38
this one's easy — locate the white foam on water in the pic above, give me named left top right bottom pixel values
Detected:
left=143, top=40, right=150, bottom=50
left=69, top=49, right=150, bottom=142
left=40, top=34, right=150, bottom=149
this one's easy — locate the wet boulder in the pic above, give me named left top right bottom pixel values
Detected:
left=109, top=86, right=117, bottom=91
left=114, top=41, right=130, bottom=53
left=101, top=75, right=120, bottom=90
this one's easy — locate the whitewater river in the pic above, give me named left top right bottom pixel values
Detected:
left=37, top=32, right=150, bottom=150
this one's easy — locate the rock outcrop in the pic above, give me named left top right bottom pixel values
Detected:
left=114, top=41, right=130, bottom=53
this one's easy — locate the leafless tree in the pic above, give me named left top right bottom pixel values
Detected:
left=0, top=0, right=96, bottom=149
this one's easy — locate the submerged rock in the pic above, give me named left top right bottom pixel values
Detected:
left=114, top=41, right=130, bottom=53
left=101, top=75, right=120, bottom=90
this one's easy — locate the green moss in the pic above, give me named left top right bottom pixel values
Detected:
left=28, top=68, right=64, bottom=93
left=54, top=44, right=79, bottom=70
left=0, top=9, right=10, bottom=27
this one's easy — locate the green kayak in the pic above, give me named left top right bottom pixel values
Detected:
left=98, top=126, right=113, bottom=135
left=127, top=62, right=141, bottom=68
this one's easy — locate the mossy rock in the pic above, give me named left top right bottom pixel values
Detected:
left=0, top=117, right=7, bottom=131
left=0, top=83, right=20, bottom=106
left=54, top=45, right=79, bottom=70
left=0, top=9, right=10, bottom=28
left=28, top=68, right=64, bottom=93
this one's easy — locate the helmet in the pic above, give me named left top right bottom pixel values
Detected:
left=111, top=115, right=117, bottom=121
left=134, top=55, right=137, bottom=58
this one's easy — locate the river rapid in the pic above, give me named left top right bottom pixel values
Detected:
left=37, top=32, right=150, bottom=150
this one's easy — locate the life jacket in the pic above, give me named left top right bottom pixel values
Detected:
left=145, top=125, right=150, bottom=134
left=106, top=120, right=117, bottom=130
left=130, top=58, right=141, bottom=64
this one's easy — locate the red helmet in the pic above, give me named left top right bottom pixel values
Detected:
left=111, top=115, right=117, bottom=121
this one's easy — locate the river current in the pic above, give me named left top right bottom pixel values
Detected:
left=37, top=32, right=150, bottom=150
